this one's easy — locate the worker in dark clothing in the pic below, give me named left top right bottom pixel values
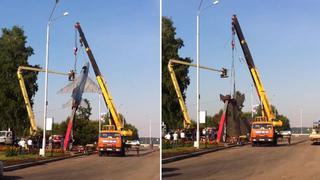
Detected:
left=68, top=70, right=75, bottom=81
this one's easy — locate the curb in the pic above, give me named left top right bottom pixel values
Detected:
left=290, top=138, right=308, bottom=145
left=134, top=149, right=159, bottom=157
left=3, top=153, right=83, bottom=172
left=162, top=144, right=240, bottom=164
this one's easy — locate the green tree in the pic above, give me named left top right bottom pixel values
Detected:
left=73, top=99, right=98, bottom=145
left=53, top=99, right=99, bottom=145
left=124, top=123, right=139, bottom=140
left=0, top=26, right=39, bottom=136
left=102, top=112, right=139, bottom=140
left=255, top=105, right=290, bottom=131
left=77, top=99, right=92, bottom=120
left=200, top=111, right=222, bottom=129
left=162, top=17, right=192, bottom=130
left=276, top=114, right=291, bottom=131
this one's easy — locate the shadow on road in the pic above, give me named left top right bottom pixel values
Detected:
left=252, top=139, right=307, bottom=148
left=311, top=142, right=320, bottom=145
left=163, top=167, right=179, bottom=172
left=1, top=175, right=23, bottom=180
left=97, top=149, right=155, bottom=158
left=162, top=167, right=181, bottom=178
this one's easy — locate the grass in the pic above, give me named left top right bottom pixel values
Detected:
left=163, top=143, right=218, bottom=153
left=0, top=151, right=65, bottom=161
left=162, top=143, right=220, bottom=159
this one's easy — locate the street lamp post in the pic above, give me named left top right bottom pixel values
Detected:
left=40, top=1, right=68, bottom=156
left=300, top=109, right=303, bottom=135
left=149, top=118, right=152, bottom=145
left=98, top=93, right=101, bottom=135
left=195, top=0, right=219, bottom=149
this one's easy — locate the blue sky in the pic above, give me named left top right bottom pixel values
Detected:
left=0, top=0, right=160, bottom=137
left=163, top=0, right=320, bottom=128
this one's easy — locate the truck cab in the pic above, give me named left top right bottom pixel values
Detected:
left=309, top=121, right=320, bottom=144
left=251, top=121, right=276, bottom=146
left=98, top=130, right=125, bottom=156
left=0, top=131, right=13, bottom=145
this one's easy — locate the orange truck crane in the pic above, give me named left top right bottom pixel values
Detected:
left=75, top=22, right=132, bottom=156
left=231, top=15, right=288, bottom=146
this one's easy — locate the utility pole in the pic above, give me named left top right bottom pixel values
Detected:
left=251, top=84, right=254, bottom=118
left=196, top=9, right=200, bottom=149
left=149, top=118, right=152, bottom=145
left=300, top=109, right=303, bottom=135
left=195, top=0, right=219, bottom=149
left=98, top=93, right=101, bottom=135
left=41, top=1, right=69, bottom=156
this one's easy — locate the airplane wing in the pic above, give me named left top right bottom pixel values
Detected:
left=57, top=75, right=100, bottom=94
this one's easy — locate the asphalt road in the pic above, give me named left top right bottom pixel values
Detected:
left=163, top=136, right=318, bottom=180
left=3, top=151, right=160, bottom=180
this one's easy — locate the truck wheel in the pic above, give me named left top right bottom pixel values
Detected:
left=251, top=142, right=255, bottom=147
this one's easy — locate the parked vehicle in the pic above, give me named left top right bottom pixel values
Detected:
left=309, top=121, right=320, bottom=144
left=0, top=130, right=13, bottom=145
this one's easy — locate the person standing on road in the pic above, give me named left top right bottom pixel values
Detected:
left=61, top=136, right=64, bottom=149
left=18, top=138, right=26, bottom=154
left=173, top=131, right=178, bottom=148
left=180, top=130, right=185, bottom=146
left=202, top=128, right=206, bottom=142
left=165, top=133, right=171, bottom=140
left=27, top=138, right=33, bottom=152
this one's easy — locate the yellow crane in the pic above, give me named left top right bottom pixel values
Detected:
left=74, top=22, right=132, bottom=136
left=231, top=15, right=282, bottom=127
left=231, top=15, right=286, bottom=146
left=17, top=66, right=68, bottom=136
left=74, top=22, right=132, bottom=156
left=168, top=59, right=227, bottom=128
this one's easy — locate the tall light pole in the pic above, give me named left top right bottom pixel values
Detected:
left=300, top=109, right=303, bottom=135
left=40, top=1, right=68, bottom=156
left=195, top=0, right=219, bottom=149
left=251, top=84, right=254, bottom=118
left=149, top=118, right=152, bottom=145
left=98, top=93, right=101, bottom=135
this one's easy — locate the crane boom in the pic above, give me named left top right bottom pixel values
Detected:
left=17, top=66, right=68, bottom=135
left=168, top=59, right=227, bottom=128
left=231, top=15, right=281, bottom=126
left=74, top=22, right=131, bottom=135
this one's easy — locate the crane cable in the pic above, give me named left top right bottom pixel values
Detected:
left=73, top=29, right=89, bottom=73
left=73, top=29, right=78, bottom=73
left=77, top=33, right=90, bottom=66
